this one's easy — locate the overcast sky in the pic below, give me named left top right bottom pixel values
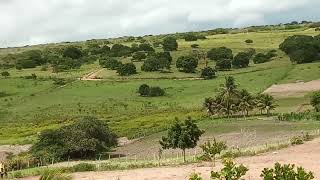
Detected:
left=0, top=0, right=319, bottom=47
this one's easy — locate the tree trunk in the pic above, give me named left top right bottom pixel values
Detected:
left=183, top=149, right=186, bottom=163
left=213, top=156, right=216, bottom=167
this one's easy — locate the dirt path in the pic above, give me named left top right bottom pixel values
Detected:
left=80, top=68, right=104, bottom=81
left=264, top=79, right=320, bottom=97
left=22, top=138, right=320, bottom=180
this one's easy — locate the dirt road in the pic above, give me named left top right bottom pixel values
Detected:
left=264, top=79, right=320, bottom=97
left=22, top=138, right=320, bottom=180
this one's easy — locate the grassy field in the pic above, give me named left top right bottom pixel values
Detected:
left=0, top=28, right=320, bottom=145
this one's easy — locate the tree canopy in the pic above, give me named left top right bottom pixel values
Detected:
left=162, top=37, right=178, bottom=51
left=176, top=55, right=198, bottom=73
left=207, top=47, right=233, bottom=61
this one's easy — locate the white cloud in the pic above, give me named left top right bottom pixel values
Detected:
left=0, top=0, right=319, bottom=47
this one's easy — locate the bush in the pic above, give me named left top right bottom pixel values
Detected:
left=261, top=163, right=314, bottom=180
left=1, top=71, right=10, bottom=78
left=109, top=44, right=132, bottom=57
left=215, top=59, right=231, bottom=70
left=290, top=136, right=304, bottom=145
left=207, top=47, right=233, bottom=61
left=72, top=163, right=96, bottom=172
left=253, top=53, right=270, bottom=64
left=310, top=91, right=320, bottom=112
left=39, top=169, right=72, bottom=180
left=232, top=52, right=251, bottom=68
left=63, top=46, right=83, bottom=59
left=315, top=28, right=320, bottom=31
left=189, top=173, right=203, bottom=180
left=141, top=54, right=170, bottom=72
left=200, top=67, right=216, bottom=80
left=149, top=87, right=165, bottom=97
left=132, top=51, right=147, bottom=61
left=245, top=39, right=253, bottom=44
left=138, top=84, right=150, bottom=96
left=162, top=37, right=178, bottom=51
left=117, top=63, right=136, bottom=76
left=176, top=55, right=198, bottom=73
left=184, top=33, right=198, bottom=41
left=211, top=159, right=248, bottom=180
left=99, top=57, right=122, bottom=70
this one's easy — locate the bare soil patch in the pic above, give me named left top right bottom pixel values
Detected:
left=0, top=145, right=31, bottom=161
left=264, top=79, right=320, bottom=97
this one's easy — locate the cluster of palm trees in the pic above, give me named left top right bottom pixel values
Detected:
left=204, top=76, right=276, bottom=117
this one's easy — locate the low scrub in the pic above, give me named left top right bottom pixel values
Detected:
left=72, top=163, right=96, bottom=172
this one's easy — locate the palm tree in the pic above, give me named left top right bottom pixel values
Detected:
left=257, top=94, right=276, bottom=116
left=238, top=89, right=256, bottom=117
left=219, top=76, right=239, bottom=117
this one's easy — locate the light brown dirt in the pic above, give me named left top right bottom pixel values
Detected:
left=0, top=145, right=31, bottom=161
left=80, top=69, right=104, bottom=81
left=22, top=138, right=320, bottom=180
left=264, top=80, right=320, bottom=97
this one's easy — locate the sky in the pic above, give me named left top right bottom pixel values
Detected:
left=0, top=0, right=319, bottom=47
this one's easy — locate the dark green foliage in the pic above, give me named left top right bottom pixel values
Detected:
left=315, top=28, right=320, bottom=31
left=232, top=52, right=251, bottom=68
left=191, top=44, right=199, bottom=48
left=0, top=91, right=10, bottom=98
left=200, top=67, right=216, bottom=80
left=245, top=39, right=253, bottom=43
left=15, top=50, right=45, bottom=69
left=138, top=84, right=165, bottom=97
left=141, top=53, right=171, bottom=72
left=1, top=71, right=10, bottom=78
left=189, top=173, right=203, bottom=180
left=163, top=37, right=178, bottom=51
left=132, top=51, right=147, bottom=61
left=310, top=91, right=320, bottom=112
left=99, top=57, right=122, bottom=70
left=207, top=47, right=233, bottom=61
left=290, top=136, right=304, bottom=145
left=261, top=163, right=314, bottom=180
left=31, top=116, right=118, bottom=161
left=53, top=78, right=67, bottom=86
left=211, top=159, right=248, bottom=180
left=253, top=53, right=271, bottom=64
left=73, top=163, right=96, bottom=172
left=63, top=46, right=83, bottom=59
left=184, top=33, right=198, bottom=41
left=266, top=49, right=278, bottom=59
left=138, top=43, right=155, bottom=52
left=176, top=55, right=198, bottom=73
left=279, top=35, right=319, bottom=64
left=245, top=48, right=256, bottom=57
left=138, top=84, right=150, bottom=96
left=25, top=73, right=37, bottom=80
left=110, top=44, right=132, bottom=57
left=160, top=117, right=204, bottom=162
left=256, top=94, right=277, bottom=115
left=215, top=59, right=231, bottom=70
left=117, top=63, right=136, bottom=76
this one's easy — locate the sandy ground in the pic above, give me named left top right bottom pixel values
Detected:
left=80, top=69, right=104, bottom=81
left=264, top=79, right=320, bottom=97
left=21, top=138, right=320, bottom=180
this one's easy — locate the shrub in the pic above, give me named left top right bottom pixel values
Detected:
left=63, top=46, right=83, bottom=59
left=310, top=91, right=320, bottom=112
left=72, top=163, right=96, bottom=172
left=162, top=37, right=178, bottom=51
left=176, top=55, right=198, bottom=73
left=315, top=28, right=320, bottom=31
left=109, top=44, right=132, bottom=57
left=132, top=51, right=147, bottom=61
left=53, top=78, right=67, bottom=86
left=215, top=59, right=231, bottom=70
left=149, top=87, right=165, bottom=97
left=200, top=67, right=216, bottom=80
left=1, top=71, right=10, bottom=78
left=232, top=52, right=251, bottom=68
left=253, top=53, right=270, bottom=64
left=99, top=57, right=122, bottom=70
left=290, top=136, right=304, bottom=145
left=189, top=173, right=203, bottom=180
left=261, top=163, right=314, bottom=180
left=200, top=138, right=227, bottom=167
left=138, top=84, right=150, bottom=96
left=141, top=54, right=170, bottom=72
left=117, top=63, right=136, bottom=76
left=245, top=39, right=253, bottom=44
left=184, top=33, right=198, bottom=41
left=207, top=47, right=233, bottom=61
left=211, top=159, right=248, bottom=180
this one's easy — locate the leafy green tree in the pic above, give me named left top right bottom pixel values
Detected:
left=1, top=71, right=10, bottom=78
left=16, top=50, right=44, bottom=69
left=138, top=84, right=150, bottom=96
left=245, top=39, right=253, bottom=44
left=163, top=37, right=178, bottom=51
left=201, top=67, right=216, bottom=80
left=99, top=57, right=122, bottom=70
left=117, top=63, right=136, bottom=76
left=160, top=117, right=204, bottom=162
left=245, top=48, right=256, bottom=57
left=289, top=48, right=318, bottom=64
left=184, top=33, right=198, bottom=41
left=200, top=138, right=227, bottom=167
left=211, top=159, right=248, bottom=180
left=176, top=55, right=198, bottom=73
left=138, top=43, right=155, bottom=52
left=141, top=54, right=170, bottom=72
left=31, top=117, right=117, bottom=160
left=215, top=59, right=231, bottom=71
left=253, top=53, right=271, bottom=64
left=63, top=46, right=83, bottom=59
left=232, top=52, right=251, bottom=68
left=261, top=163, right=314, bottom=180
left=132, top=51, right=147, bottom=61
left=149, top=87, right=165, bottom=97
left=110, top=44, right=132, bottom=57
left=310, top=91, right=320, bottom=112
left=207, top=47, right=233, bottom=61
left=257, top=94, right=276, bottom=116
